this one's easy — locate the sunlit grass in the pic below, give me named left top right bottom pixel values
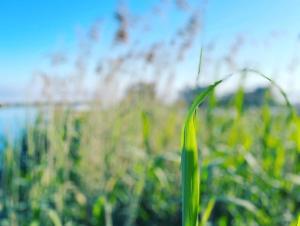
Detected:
left=181, top=80, right=223, bottom=226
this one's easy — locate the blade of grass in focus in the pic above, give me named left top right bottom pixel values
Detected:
left=181, top=79, right=224, bottom=226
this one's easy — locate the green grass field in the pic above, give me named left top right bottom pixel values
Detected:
left=1, top=76, right=300, bottom=226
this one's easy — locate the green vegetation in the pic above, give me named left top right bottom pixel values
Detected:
left=181, top=80, right=223, bottom=226
left=0, top=74, right=300, bottom=226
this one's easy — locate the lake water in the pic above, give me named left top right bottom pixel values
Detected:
left=0, top=108, right=35, bottom=150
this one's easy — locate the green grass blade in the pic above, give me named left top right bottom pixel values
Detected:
left=181, top=79, right=224, bottom=226
left=196, top=48, right=203, bottom=83
left=200, top=198, right=216, bottom=226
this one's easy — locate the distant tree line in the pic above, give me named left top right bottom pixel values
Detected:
left=180, top=85, right=278, bottom=108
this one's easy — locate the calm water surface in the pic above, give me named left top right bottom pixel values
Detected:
left=0, top=108, right=35, bottom=150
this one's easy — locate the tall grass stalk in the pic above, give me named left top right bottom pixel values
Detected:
left=181, top=80, right=224, bottom=226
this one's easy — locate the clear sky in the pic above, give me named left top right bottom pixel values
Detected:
left=1, top=0, right=300, bottom=102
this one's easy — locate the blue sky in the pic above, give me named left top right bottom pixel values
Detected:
left=1, top=0, right=300, bottom=102
left=0, top=0, right=116, bottom=80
